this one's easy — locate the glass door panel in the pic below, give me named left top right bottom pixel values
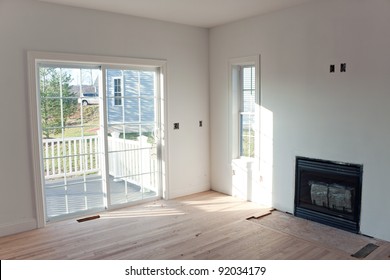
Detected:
left=106, top=68, right=159, bottom=206
left=39, top=65, right=104, bottom=221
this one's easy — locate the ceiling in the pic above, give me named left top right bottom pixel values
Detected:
left=39, top=0, right=318, bottom=28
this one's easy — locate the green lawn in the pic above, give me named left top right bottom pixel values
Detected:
left=50, top=105, right=100, bottom=139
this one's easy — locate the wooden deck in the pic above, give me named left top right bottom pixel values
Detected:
left=45, top=175, right=157, bottom=219
left=0, top=191, right=389, bottom=260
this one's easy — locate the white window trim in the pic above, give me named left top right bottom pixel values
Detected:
left=27, top=51, right=169, bottom=228
left=228, top=55, right=261, bottom=166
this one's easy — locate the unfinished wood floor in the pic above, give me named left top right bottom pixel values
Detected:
left=0, top=191, right=389, bottom=260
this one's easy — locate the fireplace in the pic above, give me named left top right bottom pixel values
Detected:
left=295, top=157, right=363, bottom=233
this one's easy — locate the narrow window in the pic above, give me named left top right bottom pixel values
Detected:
left=229, top=55, right=260, bottom=162
left=113, top=77, right=122, bottom=106
left=240, top=66, right=255, bottom=158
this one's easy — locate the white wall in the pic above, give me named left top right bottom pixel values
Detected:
left=210, top=0, right=390, bottom=242
left=3, top=0, right=390, bottom=244
left=0, top=0, right=209, bottom=236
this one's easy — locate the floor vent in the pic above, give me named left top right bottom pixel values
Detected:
left=77, top=215, right=100, bottom=223
left=351, top=243, right=379, bottom=259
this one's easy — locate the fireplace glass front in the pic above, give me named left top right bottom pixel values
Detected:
left=295, top=157, right=363, bottom=233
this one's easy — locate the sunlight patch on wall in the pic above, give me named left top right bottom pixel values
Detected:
left=231, top=106, right=273, bottom=207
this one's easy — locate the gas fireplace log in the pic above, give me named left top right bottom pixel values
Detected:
left=328, top=184, right=353, bottom=213
left=310, top=181, right=328, bottom=207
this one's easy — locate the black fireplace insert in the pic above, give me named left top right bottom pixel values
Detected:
left=295, top=157, right=363, bottom=233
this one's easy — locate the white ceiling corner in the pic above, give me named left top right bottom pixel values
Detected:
left=38, top=0, right=318, bottom=28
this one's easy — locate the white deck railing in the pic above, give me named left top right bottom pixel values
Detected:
left=43, top=135, right=157, bottom=190
left=43, top=136, right=100, bottom=179
left=108, top=136, right=157, bottom=190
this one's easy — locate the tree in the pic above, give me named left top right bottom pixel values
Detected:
left=40, top=67, right=78, bottom=138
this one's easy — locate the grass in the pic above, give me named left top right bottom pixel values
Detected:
left=49, top=106, right=155, bottom=142
left=42, top=105, right=100, bottom=177
left=51, top=105, right=100, bottom=139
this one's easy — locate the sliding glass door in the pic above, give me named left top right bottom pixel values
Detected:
left=37, top=62, right=162, bottom=221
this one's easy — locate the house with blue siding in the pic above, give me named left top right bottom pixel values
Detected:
left=106, top=69, right=156, bottom=135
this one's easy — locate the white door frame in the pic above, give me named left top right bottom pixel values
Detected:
left=27, top=51, right=169, bottom=228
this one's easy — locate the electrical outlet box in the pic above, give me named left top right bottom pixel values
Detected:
left=174, top=123, right=180, bottom=130
left=341, top=63, right=346, bottom=72
left=330, top=64, right=335, bottom=73
left=199, top=120, right=203, bottom=127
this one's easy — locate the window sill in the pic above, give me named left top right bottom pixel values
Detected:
left=232, top=158, right=255, bottom=170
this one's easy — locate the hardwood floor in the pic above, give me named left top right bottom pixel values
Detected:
left=0, top=191, right=389, bottom=260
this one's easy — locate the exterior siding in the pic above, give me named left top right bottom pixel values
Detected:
left=106, top=69, right=155, bottom=134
